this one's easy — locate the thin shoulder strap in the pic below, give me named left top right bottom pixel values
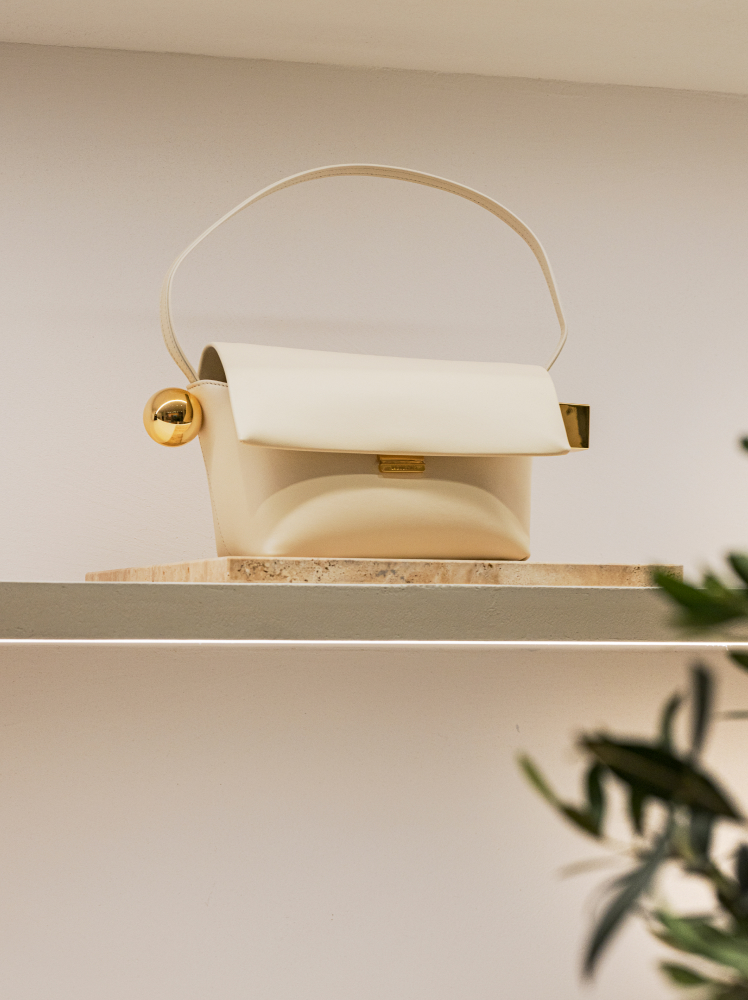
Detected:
left=160, top=164, right=568, bottom=382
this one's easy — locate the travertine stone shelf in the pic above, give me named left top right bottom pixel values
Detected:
left=85, top=558, right=681, bottom=587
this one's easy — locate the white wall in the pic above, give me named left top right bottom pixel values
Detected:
left=2, top=42, right=748, bottom=580
left=3, top=642, right=743, bottom=1000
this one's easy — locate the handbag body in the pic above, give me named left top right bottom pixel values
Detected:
left=158, top=164, right=576, bottom=560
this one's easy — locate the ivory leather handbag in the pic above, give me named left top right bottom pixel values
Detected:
left=144, top=164, right=588, bottom=561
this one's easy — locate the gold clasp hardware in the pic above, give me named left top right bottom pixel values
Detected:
left=378, top=455, right=426, bottom=474
left=560, top=403, right=590, bottom=450
left=143, top=388, right=203, bottom=446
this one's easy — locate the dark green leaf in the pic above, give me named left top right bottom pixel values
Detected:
left=659, top=693, right=683, bottom=753
left=689, top=809, right=715, bottom=861
left=518, top=755, right=603, bottom=838
left=654, top=912, right=748, bottom=978
left=586, top=763, right=606, bottom=834
left=713, top=988, right=748, bottom=1000
left=659, top=962, right=717, bottom=986
left=737, top=846, right=748, bottom=895
left=655, top=573, right=723, bottom=611
left=655, top=572, right=748, bottom=627
left=628, top=786, right=647, bottom=835
left=583, top=818, right=673, bottom=978
left=741, top=436, right=748, bottom=452
left=581, top=737, right=742, bottom=819
left=518, top=754, right=558, bottom=806
left=730, top=652, right=748, bottom=673
left=734, top=845, right=748, bottom=918
left=729, top=554, right=748, bottom=588
left=560, top=807, right=601, bottom=837
left=704, top=573, right=735, bottom=599
left=691, top=665, right=713, bottom=760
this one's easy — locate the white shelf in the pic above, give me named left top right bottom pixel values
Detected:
left=0, top=581, right=697, bottom=642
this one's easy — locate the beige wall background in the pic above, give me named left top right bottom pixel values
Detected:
left=3, top=642, right=745, bottom=1000
left=2, top=42, right=748, bottom=579
left=5, top=46, right=748, bottom=1000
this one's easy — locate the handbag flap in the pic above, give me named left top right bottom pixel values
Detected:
left=199, top=342, right=570, bottom=456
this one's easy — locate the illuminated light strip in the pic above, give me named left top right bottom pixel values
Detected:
left=0, top=639, right=742, bottom=650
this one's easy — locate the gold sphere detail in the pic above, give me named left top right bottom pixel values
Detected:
left=143, top=388, right=202, bottom=446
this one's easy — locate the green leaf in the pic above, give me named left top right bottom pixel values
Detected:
left=655, top=573, right=721, bottom=611
left=629, top=786, right=647, bottom=835
left=731, top=845, right=748, bottom=920
left=560, top=806, right=602, bottom=837
left=586, top=763, right=606, bottom=834
left=659, top=962, right=717, bottom=986
left=518, top=755, right=603, bottom=838
left=689, top=809, right=715, bottom=862
left=655, top=572, right=748, bottom=628
left=583, top=818, right=673, bottom=977
left=730, top=652, right=748, bottom=673
left=704, top=573, right=735, bottom=599
left=660, top=693, right=683, bottom=753
left=654, top=912, right=748, bottom=978
left=737, top=846, right=748, bottom=895
left=713, top=988, right=748, bottom=1000
left=691, top=665, right=713, bottom=760
left=729, top=554, right=748, bottom=588
left=518, top=754, right=558, bottom=806
left=581, top=737, right=742, bottom=819
left=741, top=436, right=748, bottom=452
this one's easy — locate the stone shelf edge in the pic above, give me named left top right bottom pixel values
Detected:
left=85, top=558, right=682, bottom=587
left=0, top=580, right=727, bottom=642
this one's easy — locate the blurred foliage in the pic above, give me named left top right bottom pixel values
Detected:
left=520, top=437, right=748, bottom=994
